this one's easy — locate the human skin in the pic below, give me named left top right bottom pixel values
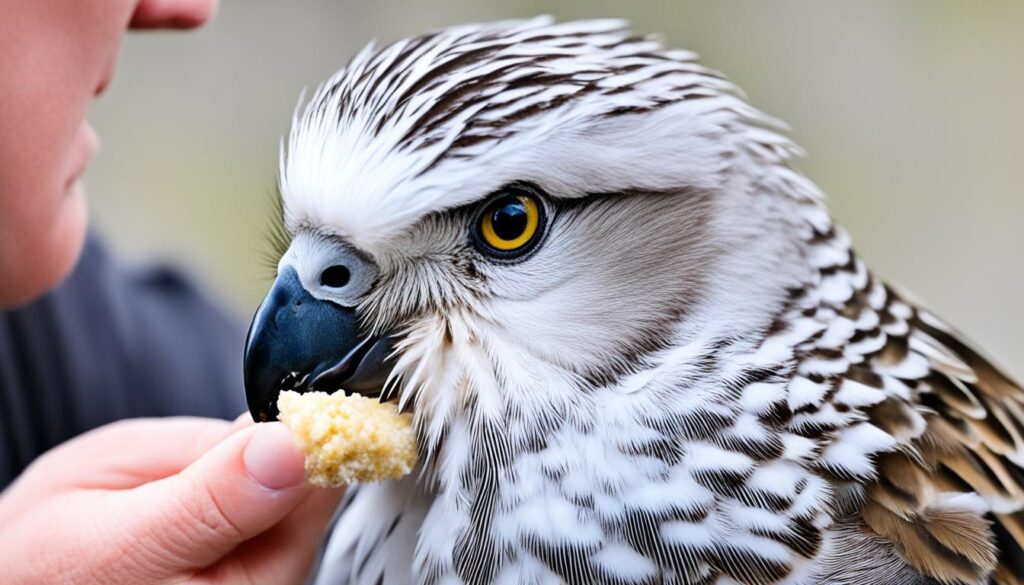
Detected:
left=0, top=417, right=343, bottom=584
left=0, top=2, right=343, bottom=582
left=0, top=0, right=218, bottom=307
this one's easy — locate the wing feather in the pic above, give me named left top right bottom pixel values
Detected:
left=855, top=297, right=1024, bottom=584
left=795, top=237, right=1023, bottom=583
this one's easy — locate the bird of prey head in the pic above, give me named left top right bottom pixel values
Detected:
left=244, top=17, right=1024, bottom=585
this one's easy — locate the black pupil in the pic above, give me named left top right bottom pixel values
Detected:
left=491, top=198, right=528, bottom=241
left=320, top=265, right=351, bottom=288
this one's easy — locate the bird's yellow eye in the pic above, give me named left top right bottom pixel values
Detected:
left=476, top=192, right=544, bottom=256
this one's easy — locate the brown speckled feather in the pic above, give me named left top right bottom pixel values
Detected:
left=837, top=276, right=1023, bottom=583
left=786, top=209, right=1024, bottom=584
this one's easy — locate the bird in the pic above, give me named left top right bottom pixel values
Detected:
left=241, top=16, right=1024, bottom=585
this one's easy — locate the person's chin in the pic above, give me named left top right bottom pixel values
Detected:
left=0, top=120, right=95, bottom=308
left=35, top=121, right=94, bottom=298
left=0, top=183, right=89, bottom=309
left=45, top=180, right=90, bottom=291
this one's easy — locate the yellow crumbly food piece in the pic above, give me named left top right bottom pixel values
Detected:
left=276, top=390, right=416, bottom=487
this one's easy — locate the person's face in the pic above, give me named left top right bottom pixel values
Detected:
left=0, top=0, right=217, bottom=307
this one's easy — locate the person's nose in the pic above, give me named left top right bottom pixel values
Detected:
left=129, top=0, right=218, bottom=30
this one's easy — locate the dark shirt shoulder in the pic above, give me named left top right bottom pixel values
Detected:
left=0, top=235, right=246, bottom=489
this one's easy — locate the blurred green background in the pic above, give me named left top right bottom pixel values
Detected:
left=85, top=1, right=1024, bottom=379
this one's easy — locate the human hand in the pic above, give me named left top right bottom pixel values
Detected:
left=0, top=417, right=342, bottom=584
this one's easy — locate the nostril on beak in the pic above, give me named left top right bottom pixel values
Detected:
left=320, top=265, right=351, bottom=288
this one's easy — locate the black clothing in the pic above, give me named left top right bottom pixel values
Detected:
left=0, top=235, right=246, bottom=489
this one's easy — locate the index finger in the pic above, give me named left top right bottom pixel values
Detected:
left=41, top=417, right=235, bottom=490
left=0, top=417, right=237, bottom=523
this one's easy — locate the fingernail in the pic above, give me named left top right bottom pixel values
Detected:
left=243, top=423, right=306, bottom=490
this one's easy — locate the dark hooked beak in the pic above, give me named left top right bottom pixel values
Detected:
left=243, top=267, right=395, bottom=422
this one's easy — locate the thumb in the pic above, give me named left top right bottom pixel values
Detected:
left=123, top=422, right=311, bottom=572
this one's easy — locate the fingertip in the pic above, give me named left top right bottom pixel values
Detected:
left=242, top=423, right=306, bottom=491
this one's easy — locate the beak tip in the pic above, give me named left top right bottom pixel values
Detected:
left=247, top=393, right=280, bottom=423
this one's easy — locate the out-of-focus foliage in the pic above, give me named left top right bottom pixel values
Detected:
left=85, top=0, right=1024, bottom=378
